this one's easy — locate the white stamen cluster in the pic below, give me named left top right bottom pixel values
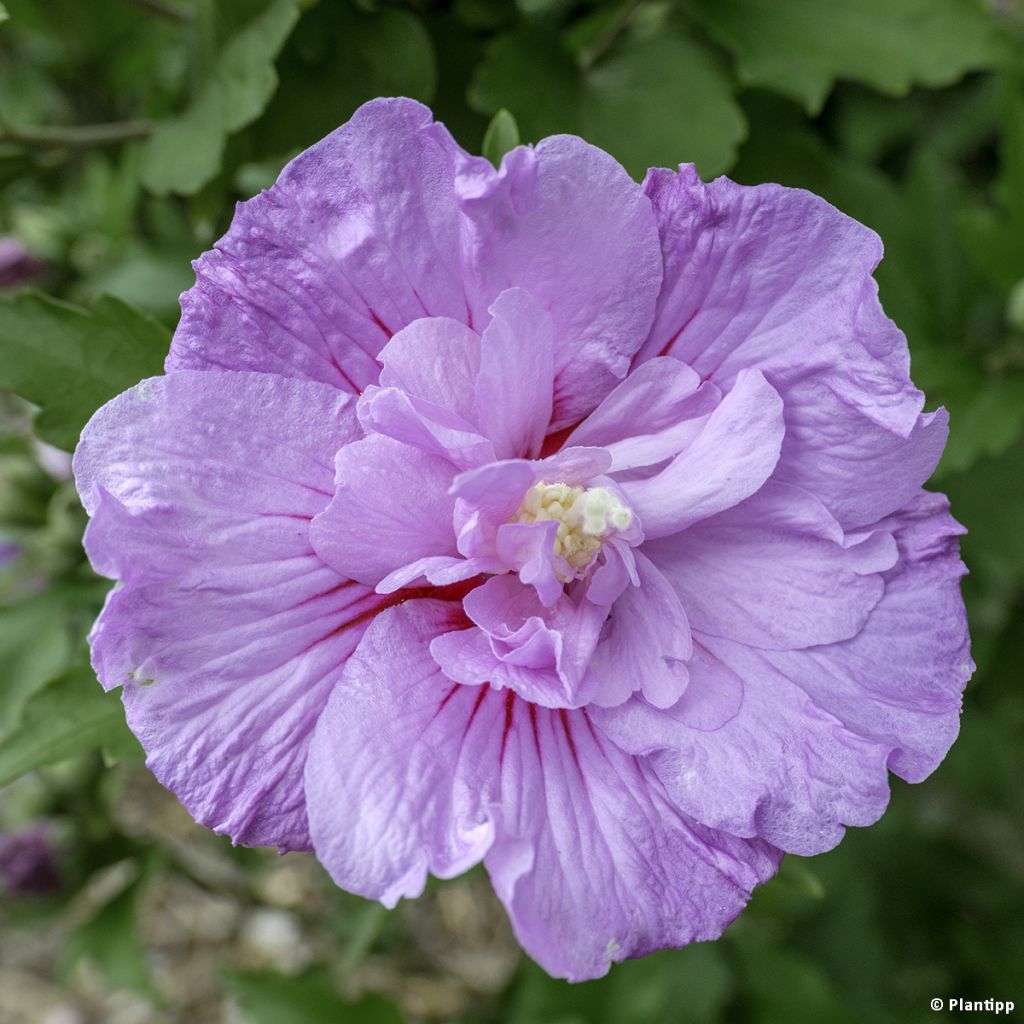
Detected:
left=514, top=481, right=632, bottom=576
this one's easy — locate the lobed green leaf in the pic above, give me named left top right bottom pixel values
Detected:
left=0, top=291, right=169, bottom=452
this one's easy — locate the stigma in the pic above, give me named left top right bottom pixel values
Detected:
left=514, top=481, right=632, bottom=576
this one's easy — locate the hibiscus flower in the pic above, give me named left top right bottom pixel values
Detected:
left=73, top=99, right=971, bottom=981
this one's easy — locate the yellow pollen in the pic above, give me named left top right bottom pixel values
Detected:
left=514, top=481, right=632, bottom=577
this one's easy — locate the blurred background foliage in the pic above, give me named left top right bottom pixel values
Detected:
left=0, top=0, right=1022, bottom=1021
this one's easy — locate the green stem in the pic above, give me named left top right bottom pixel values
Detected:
left=0, top=120, right=152, bottom=148
left=128, top=0, right=191, bottom=21
left=338, top=902, right=388, bottom=986
left=578, top=0, right=644, bottom=70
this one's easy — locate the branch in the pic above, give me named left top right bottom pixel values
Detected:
left=0, top=120, right=153, bottom=149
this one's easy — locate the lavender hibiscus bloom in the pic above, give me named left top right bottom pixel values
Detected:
left=73, top=99, right=971, bottom=981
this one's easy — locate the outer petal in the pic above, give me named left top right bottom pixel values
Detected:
left=596, top=492, right=971, bottom=856
left=74, top=371, right=370, bottom=850
left=645, top=482, right=892, bottom=650
left=620, top=369, right=784, bottom=539
left=712, top=492, right=971, bottom=784
left=771, top=375, right=949, bottom=528
left=305, top=601, right=780, bottom=982
left=637, top=166, right=922, bottom=436
left=169, top=99, right=472, bottom=391
left=310, top=435, right=458, bottom=587
left=455, top=137, right=662, bottom=426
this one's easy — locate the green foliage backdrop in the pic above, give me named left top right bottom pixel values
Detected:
left=0, top=1, right=1022, bottom=1021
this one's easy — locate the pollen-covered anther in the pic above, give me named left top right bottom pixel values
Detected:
left=514, top=481, right=632, bottom=576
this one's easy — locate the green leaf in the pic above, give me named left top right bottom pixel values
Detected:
left=0, top=588, right=79, bottom=736
left=63, top=876, right=153, bottom=996
left=509, top=944, right=732, bottom=1024
left=0, top=662, right=131, bottom=788
left=940, top=373, right=1024, bottom=476
left=482, top=108, right=520, bottom=166
left=690, top=0, right=1006, bottom=114
left=141, top=0, right=300, bottom=196
left=0, top=3, right=8, bottom=24
left=960, top=85, right=1024, bottom=292
left=256, top=0, right=436, bottom=157
left=470, top=17, right=745, bottom=179
left=735, top=939, right=858, bottom=1024
left=222, top=967, right=405, bottom=1024
left=0, top=291, right=169, bottom=451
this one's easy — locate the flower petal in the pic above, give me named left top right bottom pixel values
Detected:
left=310, top=435, right=458, bottom=587
left=567, top=357, right=719, bottom=471
left=645, top=481, right=890, bottom=650
left=73, top=371, right=373, bottom=850
left=430, top=575, right=607, bottom=708
left=772, top=374, right=949, bottom=528
left=376, top=315, right=481, bottom=423
left=722, top=491, right=971, bottom=784
left=305, top=600, right=780, bottom=981
left=455, top=137, right=662, bottom=426
left=475, top=288, right=555, bottom=459
left=620, top=369, right=784, bottom=539
left=589, top=552, right=692, bottom=709
left=357, top=386, right=494, bottom=469
left=592, top=636, right=894, bottom=856
left=596, top=492, right=970, bottom=856
left=168, top=99, right=471, bottom=391
left=637, top=166, right=922, bottom=435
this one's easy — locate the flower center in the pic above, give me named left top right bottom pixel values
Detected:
left=514, top=481, right=632, bottom=576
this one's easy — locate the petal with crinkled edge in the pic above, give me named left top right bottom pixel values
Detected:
left=620, top=369, right=784, bottom=539
left=168, top=99, right=470, bottom=391
left=596, top=492, right=970, bottom=856
left=171, top=99, right=663, bottom=432
left=455, top=137, right=662, bottom=427
left=637, top=166, right=922, bottom=436
left=73, top=371, right=371, bottom=850
left=305, top=600, right=781, bottom=982
left=771, top=375, right=949, bottom=529
left=310, top=435, right=458, bottom=587
left=588, top=551, right=691, bottom=709
left=645, top=481, right=893, bottom=651
left=566, top=357, right=720, bottom=472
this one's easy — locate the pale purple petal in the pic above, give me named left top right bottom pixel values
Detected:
left=475, top=288, right=555, bottom=459
left=595, top=493, right=969, bottom=857
left=431, top=575, right=606, bottom=708
left=496, top=520, right=565, bottom=607
left=589, top=552, right=691, bottom=709
left=376, top=315, right=481, bottom=423
left=306, top=601, right=780, bottom=981
left=772, top=375, right=949, bottom=528
left=621, top=369, right=784, bottom=540
left=645, top=482, right=891, bottom=650
left=567, top=357, right=720, bottom=471
left=637, top=166, right=922, bottom=436
left=593, top=636, right=894, bottom=856
left=310, top=435, right=458, bottom=587
left=306, top=601, right=496, bottom=906
left=455, top=137, right=662, bottom=426
left=357, top=386, right=494, bottom=468
left=377, top=555, right=484, bottom=594
left=726, top=491, right=970, bottom=784
left=169, top=99, right=471, bottom=391
left=73, top=371, right=369, bottom=850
